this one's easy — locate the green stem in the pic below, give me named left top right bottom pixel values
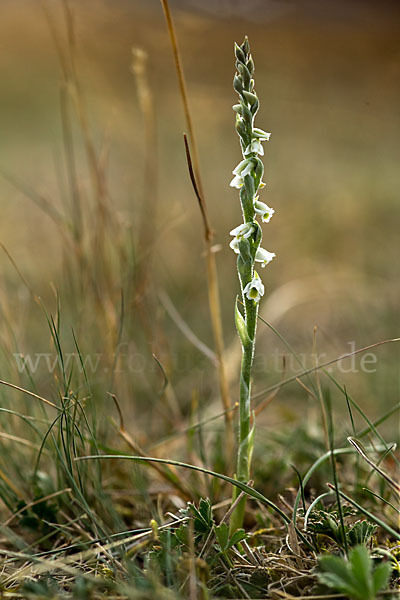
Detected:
left=230, top=262, right=258, bottom=533
left=229, top=37, right=273, bottom=533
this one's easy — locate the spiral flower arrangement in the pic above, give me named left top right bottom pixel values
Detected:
left=229, top=37, right=275, bottom=532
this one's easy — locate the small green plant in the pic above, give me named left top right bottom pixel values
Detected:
left=317, top=545, right=392, bottom=600
left=307, top=506, right=377, bottom=550
left=175, top=498, right=214, bottom=546
left=229, top=37, right=275, bottom=532
left=214, top=522, right=247, bottom=564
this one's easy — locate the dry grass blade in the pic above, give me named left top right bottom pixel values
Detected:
left=159, top=0, right=202, bottom=196
left=160, top=0, right=233, bottom=471
left=159, top=290, right=216, bottom=362
left=183, top=133, right=212, bottom=241
left=348, top=436, right=400, bottom=496
left=0, top=379, right=58, bottom=409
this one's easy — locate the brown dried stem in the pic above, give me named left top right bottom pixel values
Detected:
left=160, top=0, right=233, bottom=471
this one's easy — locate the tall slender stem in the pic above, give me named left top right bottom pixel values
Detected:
left=229, top=38, right=276, bottom=532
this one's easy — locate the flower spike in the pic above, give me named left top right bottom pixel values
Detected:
left=229, top=37, right=277, bottom=533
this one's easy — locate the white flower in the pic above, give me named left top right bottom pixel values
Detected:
left=255, top=247, right=276, bottom=267
left=230, top=174, right=244, bottom=189
left=243, top=129, right=271, bottom=156
left=230, top=159, right=254, bottom=188
left=233, top=159, right=253, bottom=177
left=229, top=223, right=255, bottom=254
left=254, top=200, right=274, bottom=223
left=243, top=274, right=265, bottom=302
left=229, top=237, right=240, bottom=254
left=244, top=138, right=264, bottom=156
left=230, top=223, right=254, bottom=239
left=253, top=128, right=271, bottom=141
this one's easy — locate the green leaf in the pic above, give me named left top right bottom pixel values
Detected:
left=174, top=524, right=188, bottom=546
left=317, top=546, right=390, bottom=600
left=237, top=423, right=255, bottom=481
left=347, top=520, right=377, bottom=546
left=317, top=572, right=360, bottom=599
left=198, top=497, right=212, bottom=523
left=235, top=117, right=248, bottom=143
left=250, top=97, right=259, bottom=116
left=215, top=523, right=229, bottom=550
left=349, top=545, right=373, bottom=597
left=189, top=498, right=213, bottom=533
left=372, top=562, right=392, bottom=595
left=253, top=157, right=264, bottom=189
left=235, top=298, right=249, bottom=348
left=318, top=554, right=355, bottom=587
left=243, top=173, right=255, bottom=200
left=228, top=529, right=246, bottom=548
left=253, top=220, right=262, bottom=246
left=247, top=418, right=255, bottom=469
left=237, top=236, right=252, bottom=265
left=239, top=103, right=253, bottom=123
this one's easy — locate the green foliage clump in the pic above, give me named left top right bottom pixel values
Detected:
left=317, top=545, right=392, bottom=600
left=308, top=507, right=377, bottom=550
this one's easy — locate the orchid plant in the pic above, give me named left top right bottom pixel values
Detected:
left=229, top=37, right=275, bottom=532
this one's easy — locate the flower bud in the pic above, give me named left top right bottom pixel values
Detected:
left=237, top=63, right=251, bottom=89
left=241, top=37, right=250, bottom=56
left=242, top=91, right=258, bottom=106
left=234, top=42, right=246, bottom=64
left=247, top=57, right=255, bottom=74
left=233, top=75, right=243, bottom=94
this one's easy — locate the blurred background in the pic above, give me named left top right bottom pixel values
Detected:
left=0, top=0, right=399, bottom=470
